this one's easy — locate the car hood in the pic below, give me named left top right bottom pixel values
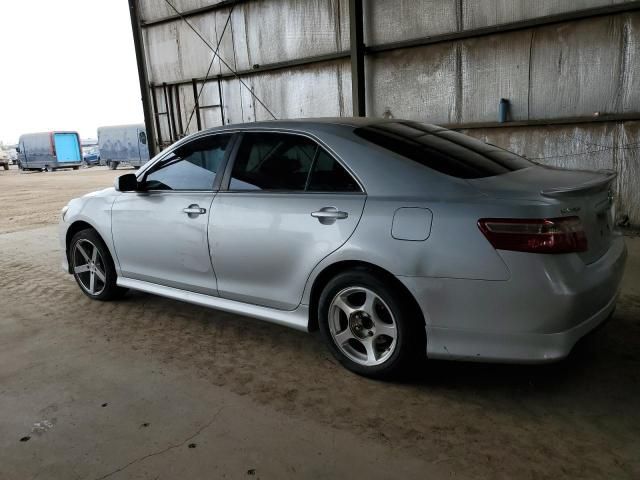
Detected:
left=82, top=187, right=116, bottom=199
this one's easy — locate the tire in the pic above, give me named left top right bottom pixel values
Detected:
left=69, top=228, right=127, bottom=301
left=73, top=166, right=79, bottom=170
left=108, top=161, right=118, bottom=170
left=318, top=268, right=425, bottom=379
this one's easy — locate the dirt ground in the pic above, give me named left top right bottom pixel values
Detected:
left=1, top=165, right=639, bottom=479
left=0, top=165, right=126, bottom=234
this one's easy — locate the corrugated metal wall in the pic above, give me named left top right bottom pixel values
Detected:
left=136, top=0, right=640, bottom=225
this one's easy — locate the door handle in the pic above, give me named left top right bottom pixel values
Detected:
left=183, top=204, right=206, bottom=215
left=311, top=207, right=348, bottom=224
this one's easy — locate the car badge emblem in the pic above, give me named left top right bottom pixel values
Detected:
left=560, top=206, right=581, bottom=214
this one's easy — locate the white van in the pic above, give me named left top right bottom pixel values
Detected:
left=98, top=124, right=150, bottom=170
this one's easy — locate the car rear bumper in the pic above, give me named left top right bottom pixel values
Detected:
left=424, top=293, right=617, bottom=363
left=398, top=234, right=627, bottom=363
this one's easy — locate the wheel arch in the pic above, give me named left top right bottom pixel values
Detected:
left=307, top=260, right=426, bottom=333
left=65, top=220, right=111, bottom=273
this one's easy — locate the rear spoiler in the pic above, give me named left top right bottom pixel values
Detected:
left=541, top=170, right=616, bottom=197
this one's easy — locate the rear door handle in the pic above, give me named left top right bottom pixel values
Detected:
left=183, top=204, right=206, bottom=215
left=311, top=207, right=348, bottom=224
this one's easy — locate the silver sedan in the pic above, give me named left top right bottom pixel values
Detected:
left=59, top=119, right=627, bottom=378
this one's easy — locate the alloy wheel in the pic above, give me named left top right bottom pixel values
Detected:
left=72, top=239, right=107, bottom=296
left=328, top=287, right=398, bottom=366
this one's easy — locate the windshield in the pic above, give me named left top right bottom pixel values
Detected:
left=354, top=121, right=532, bottom=179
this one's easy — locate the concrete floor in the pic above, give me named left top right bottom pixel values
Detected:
left=1, top=168, right=639, bottom=479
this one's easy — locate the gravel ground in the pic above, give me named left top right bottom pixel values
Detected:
left=1, top=166, right=639, bottom=479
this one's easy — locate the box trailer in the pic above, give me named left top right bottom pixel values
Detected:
left=17, top=132, right=82, bottom=171
left=97, top=124, right=150, bottom=170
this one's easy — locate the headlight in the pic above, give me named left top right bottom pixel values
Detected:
left=61, top=205, right=69, bottom=221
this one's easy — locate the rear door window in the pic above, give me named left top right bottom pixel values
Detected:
left=307, top=149, right=360, bottom=192
left=229, top=132, right=361, bottom=193
left=230, top=132, right=316, bottom=191
left=354, top=121, right=532, bottom=179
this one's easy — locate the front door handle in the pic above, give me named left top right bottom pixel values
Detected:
left=311, top=207, right=348, bottom=224
left=183, top=204, right=206, bottom=216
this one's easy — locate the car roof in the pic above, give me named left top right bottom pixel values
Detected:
left=197, top=117, right=408, bottom=135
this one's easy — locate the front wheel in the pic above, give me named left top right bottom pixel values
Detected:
left=69, top=229, right=127, bottom=301
left=318, top=269, right=424, bottom=379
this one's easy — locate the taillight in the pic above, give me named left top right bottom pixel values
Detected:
left=478, top=216, right=588, bottom=254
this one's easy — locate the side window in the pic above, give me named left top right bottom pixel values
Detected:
left=307, top=149, right=360, bottom=192
left=230, top=133, right=317, bottom=191
left=144, top=134, right=231, bottom=191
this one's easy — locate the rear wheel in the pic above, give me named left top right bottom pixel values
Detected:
left=69, top=229, right=127, bottom=301
left=108, top=161, right=118, bottom=170
left=318, top=269, right=424, bottom=379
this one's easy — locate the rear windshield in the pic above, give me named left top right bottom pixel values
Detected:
left=354, top=121, right=532, bottom=179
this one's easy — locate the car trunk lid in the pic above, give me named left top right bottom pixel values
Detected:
left=468, top=166, right=616, bottom=264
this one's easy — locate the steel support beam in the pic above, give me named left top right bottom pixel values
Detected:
left=366, top=1, right=640, bottom=54
left=191, top=79, right=202, bottom=131
left=155, top=51, right=350, bottom=88
left=445, top=113, right=640, bottom=131
left=141, top=0, right=250, bottom=27
left=128, top=0, right=157, bottom=156
left=349, top=0, right=365, bottom=117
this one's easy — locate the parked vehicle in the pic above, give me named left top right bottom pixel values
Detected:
left=7, top=148, right=18, bottom=165
left=82, top=146, right=101, bottom=166
left=17, top=132, right=82, bottom=171
left=0, top=149, right=9, bottom=170
left=98, top=124, right=149, bottom=170
left=59, top=119, right=627, bottom=379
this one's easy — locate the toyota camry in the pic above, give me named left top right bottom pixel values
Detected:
left=59, top=118, right=627, bottom=378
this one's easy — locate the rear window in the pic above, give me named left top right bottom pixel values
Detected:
left=353, top=121, right=532, bottom=179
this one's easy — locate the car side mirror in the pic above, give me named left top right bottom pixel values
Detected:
left=115, top=173, right=139, bottom=192
left=16, top=147, right=20, bottom=153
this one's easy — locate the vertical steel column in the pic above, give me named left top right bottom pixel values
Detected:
left=128, top=0, right=157, bottom=156
left=150, top=85, right=163, bottom=147
left=217, top=76, right=226, bottom=125
left=349, top=0, right=365, bottom=117
left=162, top=83, right=173, bottom=142
left=191, top=79, right=203, bottom=131
left=175, top=86, right=184, bottom=136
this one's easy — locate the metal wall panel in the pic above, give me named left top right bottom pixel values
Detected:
left=622, top=13, right=640, bottom=112
left=619, top=121, right=640, bottom=225
left=365, top=0, right=458, bottom=45
left=139, top=0, right=226, bottom=23
left=366, top=43, right=458, bottom=123
left=144, top=23, right=183, bottom=84
left=460, top=29, right=531, bottom=123
left=529, top=15, right=625, bottom=119
left=219, top=59, right=351, bottom=124
left=462, top=0, right=632, bottom=30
